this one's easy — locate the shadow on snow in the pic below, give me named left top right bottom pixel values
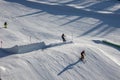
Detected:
left=58, top=58, right=81, bottom=75
left=5, top=0, right=120, bottom=37
left=0, top=41, right=73, bottom=58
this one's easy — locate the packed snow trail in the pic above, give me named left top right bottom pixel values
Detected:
left=0, top=43, right=120, bottom=80
left=0, top=0, right=120, bottom=80
left=2, top=0, right=120, bottom=44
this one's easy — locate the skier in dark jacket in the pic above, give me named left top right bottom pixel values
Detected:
left=61, top=34, right=66, bottom=42
left=80, top=50, right=86, bottom=61
left=4, top=22, right=7, bottom=28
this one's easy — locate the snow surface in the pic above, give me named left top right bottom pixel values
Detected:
left=0, top=0, right=120, bottom=80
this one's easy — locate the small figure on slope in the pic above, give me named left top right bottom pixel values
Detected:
left=61, top=33, right=66, bottom=42
left=4, top=22, right=7, bottom=28
left=80, top=50, right=86, bottom=61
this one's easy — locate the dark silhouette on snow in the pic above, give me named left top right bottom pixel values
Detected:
left=4, top=22, right=7, bottom=28
left=80, top=50, right=86, bottom=61
left=61, top=34, right=66, bottom=42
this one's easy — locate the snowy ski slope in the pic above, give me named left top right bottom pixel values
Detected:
left=0, top=0, right=120, bottom=80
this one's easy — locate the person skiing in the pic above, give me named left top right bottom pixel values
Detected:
left=61, top=33, right=66, bottom=42
left=80, top=50, right=86, bottom=61
left=4, top=22, right=7, bottom=28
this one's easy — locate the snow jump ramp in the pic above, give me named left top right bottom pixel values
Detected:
left=0, top=41, right=72, bottom=54
left=3, top=42, right=46, bottom=54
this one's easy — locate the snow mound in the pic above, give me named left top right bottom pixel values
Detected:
left=1, top=42, right=45, bottom=54
left=102, top=40, right=120, bottom=48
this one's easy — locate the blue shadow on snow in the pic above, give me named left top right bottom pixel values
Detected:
left=0, top=41, right=73, bottom=58
left=57, top=58, right=81, bottom=75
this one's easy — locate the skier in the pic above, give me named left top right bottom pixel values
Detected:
left=80, top=50, right=86, bottom=61
left=61, top=33, right=66, bottom=42
left=4, top=22, right=7, bottom=28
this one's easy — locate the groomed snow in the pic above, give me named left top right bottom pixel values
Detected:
left=0, top=0, right=120, bottom=80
